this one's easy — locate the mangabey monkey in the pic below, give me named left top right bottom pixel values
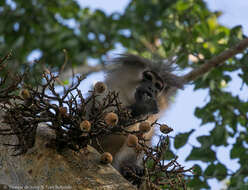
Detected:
left=89, top=54, right=183, bottom=182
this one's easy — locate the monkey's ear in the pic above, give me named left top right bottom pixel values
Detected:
left=162, top=73, right=185, bottom=89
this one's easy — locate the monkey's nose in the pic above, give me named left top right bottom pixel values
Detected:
left=135, top=88, right=153, bottom=102
left=143, top=91, right=152, bottom=100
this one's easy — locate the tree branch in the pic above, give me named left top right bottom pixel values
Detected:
left=182, top=38, right=248, bottom=83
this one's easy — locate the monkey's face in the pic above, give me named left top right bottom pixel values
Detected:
left=130, top=71, right=165, bottom=117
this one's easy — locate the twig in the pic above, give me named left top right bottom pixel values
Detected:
left=59, top=49, right=68, bottom=75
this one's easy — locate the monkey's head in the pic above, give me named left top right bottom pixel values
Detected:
left=106, top=54, right=184, bottom=117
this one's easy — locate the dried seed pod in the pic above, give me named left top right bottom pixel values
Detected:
left=94, top=81, right=107, bottom=93
left=80, top=120, right=91, bottom=132
left=139, top=122, right=151, bottom=133
left=104, top=112, right=118, bottom=126
left=20, top=89, right=31, bottom=99
left=160, top=124, right=173, bottom=134
left=135, top=144, right=143, bottom=154
left=74, top=145, right=80, bottom=150
left=58, top=107, right=68, bottom=117
left=127, top=134, right=138, bottom=147
left=100, top=152, right=113, bottom=164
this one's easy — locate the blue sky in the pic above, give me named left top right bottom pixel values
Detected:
left=77, top=1, right=248, bottom=189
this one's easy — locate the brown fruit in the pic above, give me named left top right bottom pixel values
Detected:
left=58, top=107, right=68, bottom=117
left=80, top=120, right=91, bottom=132
left=160, top=124, right=173, bottom=134
left=100, top=152, right=113, bottom=164
left=135, top=144, right=143, bottom=154
left=104, top=112, right=118, bottom=126
left=20, top=89, right=31, bottom=99
left=139, top=122, right=151, bottom=133
left=94, top=82, right=107, bottom=93
left=127, top=134, right=138, bottom=147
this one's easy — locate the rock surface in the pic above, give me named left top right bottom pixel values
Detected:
left=0, top=122, right=136, bottom=190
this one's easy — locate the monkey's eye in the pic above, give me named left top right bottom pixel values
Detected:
left=143, top=71, right=153, bottom=81
left=155, top=81, right=163, bottom=91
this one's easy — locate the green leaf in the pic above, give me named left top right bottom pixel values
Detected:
left=176, top=1, right=191, bottom=12
left=174, top=129, right=194, bottom=149
left=204, top=163, right=227, bottom=180
left=207, top=16, right=218, bottom=32
left=193, top=164, right=203, bottom=175
left=187, top=176, right=209, bottom=189
left=230, top=143, right=246, bottom=159
left=211, top=125, right=227, bottom=146
left=238, top=116, right=246, bottom=126
left=204, top=164, right=215, bottom=177
left=162, top=149, right=175, bottom=160
left=214, top=163, right=227, bottom=180
left=186, top=147, right=216, bottom=162
left=62, top=79, right=69, bottom=85
left=146, top=159, right=155, bottom=169
left=197, top=135, right=212, bottom=148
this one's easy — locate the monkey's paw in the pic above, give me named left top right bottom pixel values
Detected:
left=120, top=163, right=144, bottom=186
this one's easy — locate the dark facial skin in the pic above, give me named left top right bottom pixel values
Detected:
left=129, top=71, right=164, bottom=117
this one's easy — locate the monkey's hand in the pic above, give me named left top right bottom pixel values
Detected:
left=120, top=162, right=144, bottom=186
